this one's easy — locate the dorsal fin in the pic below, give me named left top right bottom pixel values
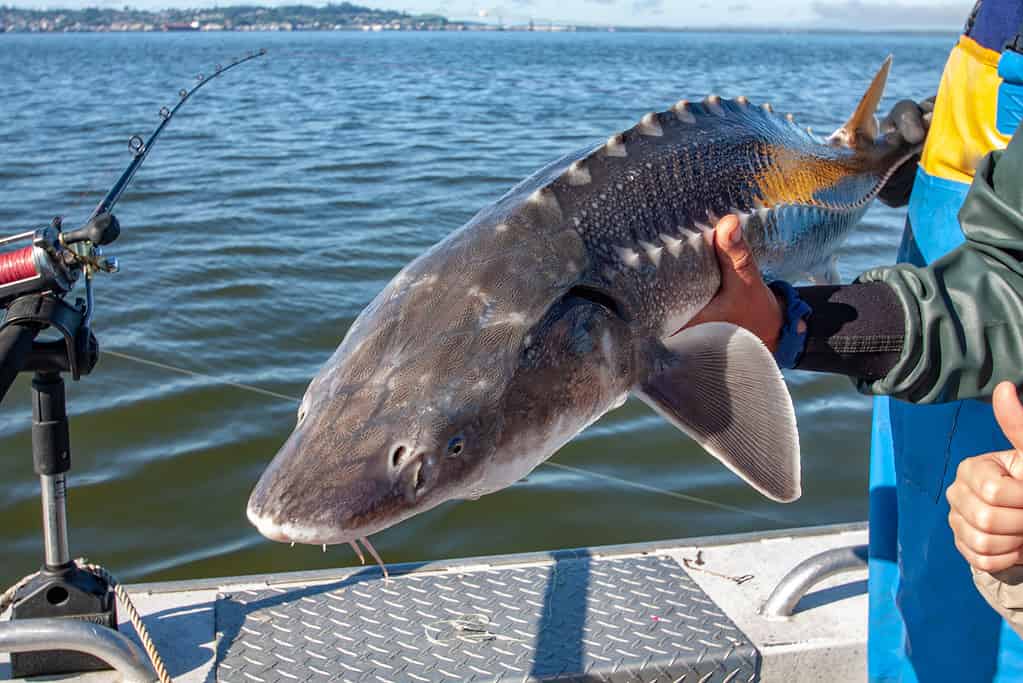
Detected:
left=828, top=55, right=892, bottom=149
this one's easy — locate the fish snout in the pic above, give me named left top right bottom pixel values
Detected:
left=246, top=495, right=331, bottom=544
left=246, top=426, right=440, bottom=545
left=246, top=500, right=292, bottom=543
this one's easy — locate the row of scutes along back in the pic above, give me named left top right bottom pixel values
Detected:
left=526, top=94, right=815, bottom=209
left=524, top=93, right=872, bottom=226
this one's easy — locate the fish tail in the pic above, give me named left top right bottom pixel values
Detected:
left=828, top=55, right=892, bottom=149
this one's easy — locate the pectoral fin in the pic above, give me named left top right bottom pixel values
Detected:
left=636, top=323, right=801, bottom=502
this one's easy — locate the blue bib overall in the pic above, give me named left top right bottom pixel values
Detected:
left=870, top=3, right=1023, bottom=680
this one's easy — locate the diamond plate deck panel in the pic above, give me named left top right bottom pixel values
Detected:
left=214, top=554, right=760, bottom=682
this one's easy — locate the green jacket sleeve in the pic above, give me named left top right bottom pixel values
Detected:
left=857, top=128, right=1023, bottom=404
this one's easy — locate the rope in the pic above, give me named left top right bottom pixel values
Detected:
left=77, top=560, right=172, bottom=683
left=0, top=569, right=39, bottom=616
left=1, top=560, right=172, bottom=683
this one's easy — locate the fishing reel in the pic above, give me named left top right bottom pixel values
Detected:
left=0, top=213, right=120, bottom=311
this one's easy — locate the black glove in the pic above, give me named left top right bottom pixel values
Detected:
left=877, top=96, right=935, bottom=208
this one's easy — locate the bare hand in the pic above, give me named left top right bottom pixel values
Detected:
left=947, top=381, right=1023, bottom=572
left=686, top=215, right=786, bottom=352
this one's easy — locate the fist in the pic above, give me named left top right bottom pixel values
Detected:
left=947, top=382, right=1023, bottom=572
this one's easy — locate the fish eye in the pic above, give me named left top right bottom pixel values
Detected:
left=446, top=436, right=465, bottom=457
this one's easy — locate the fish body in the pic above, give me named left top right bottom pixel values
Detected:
left=248, top=58, right=914, bottom=546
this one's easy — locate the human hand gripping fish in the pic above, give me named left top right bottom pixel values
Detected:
left=247, top=57, right=922, bottom=565
left=683, top=214, right=791, bottom=351
left=687, top=95, right=933, bottom=346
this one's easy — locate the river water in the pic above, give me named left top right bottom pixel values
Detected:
left=0, top=29, right=955, bottom=585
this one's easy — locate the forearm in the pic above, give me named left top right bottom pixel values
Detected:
left=789, top=251, right=1023, bottom=405
left=789, top=128, right=1023, bottom=403
left=792, top=283, right=905, bottom=382
left=857, top=133, right=1023, bottom=403
left=857, top=249, right=1023, bottom=403
left=695, top=124, right=1023, bottom=403
left=973, top=568, right=1023, bottom=640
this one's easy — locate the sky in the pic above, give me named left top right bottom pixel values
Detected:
left=436, top=0, right=974, bottom=29
left=17, top=0, right=976, bottom=29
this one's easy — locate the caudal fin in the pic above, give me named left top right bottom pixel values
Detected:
left=828, top=55, right=892, bottom=149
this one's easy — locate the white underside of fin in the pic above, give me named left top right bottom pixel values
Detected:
left=637, top=323, right=801, bottom=503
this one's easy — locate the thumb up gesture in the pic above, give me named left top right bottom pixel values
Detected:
left=948, top=382, right=1023, bottom=572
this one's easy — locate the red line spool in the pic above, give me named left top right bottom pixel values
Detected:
left=0, top=246, right=38, bottom=286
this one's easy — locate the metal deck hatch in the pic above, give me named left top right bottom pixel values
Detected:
left=214, top=553, right=761, bottom=682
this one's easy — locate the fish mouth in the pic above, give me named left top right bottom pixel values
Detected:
left=247, top=500, right=393, bottom=577
left=246, top=503, right=339, bottom=545
left=246, top=484, right=406, bottom=547
left=246, top=488, right=370, bottom=546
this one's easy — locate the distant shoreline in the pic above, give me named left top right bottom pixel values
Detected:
left=0, top=4, right=961, bottom=36
left=0, top=26, right=961, bottom=36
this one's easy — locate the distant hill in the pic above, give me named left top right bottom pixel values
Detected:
left=0, top=3, right=468, bottom=32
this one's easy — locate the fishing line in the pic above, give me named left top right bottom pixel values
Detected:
left=102, top=349, right=301, bottom=402
left=541, top=461, right=794, bottom=525
left=102, top=348, right=795, bottom=524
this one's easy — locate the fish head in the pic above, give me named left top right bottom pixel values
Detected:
left=247, top=206, right=635, bottom=545
left=245, top=280, right=506, bottom=544
left=246, top=363, right=500, bottom=545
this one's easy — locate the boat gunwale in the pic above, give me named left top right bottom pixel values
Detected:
left=125, top=520, right=867, bottom=594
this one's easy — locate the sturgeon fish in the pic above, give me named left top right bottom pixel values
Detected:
left=248, top=57, right=914, bottom=550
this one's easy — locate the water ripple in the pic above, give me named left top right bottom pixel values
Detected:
left=0, top=29, right=952, bottom=585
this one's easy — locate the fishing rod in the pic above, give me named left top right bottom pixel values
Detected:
left=0, top=48, right=266, bottom=322
left=0, top=49, right=264, bottom=680
left=90, top=48, right=266, bottom=222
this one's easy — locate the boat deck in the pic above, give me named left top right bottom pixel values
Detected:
left=2, top=523, right=868, bottom=682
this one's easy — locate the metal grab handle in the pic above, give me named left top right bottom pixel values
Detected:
left=0, top=618, right=157, bottom=683
left=760, top=544, right=868, bottom=619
